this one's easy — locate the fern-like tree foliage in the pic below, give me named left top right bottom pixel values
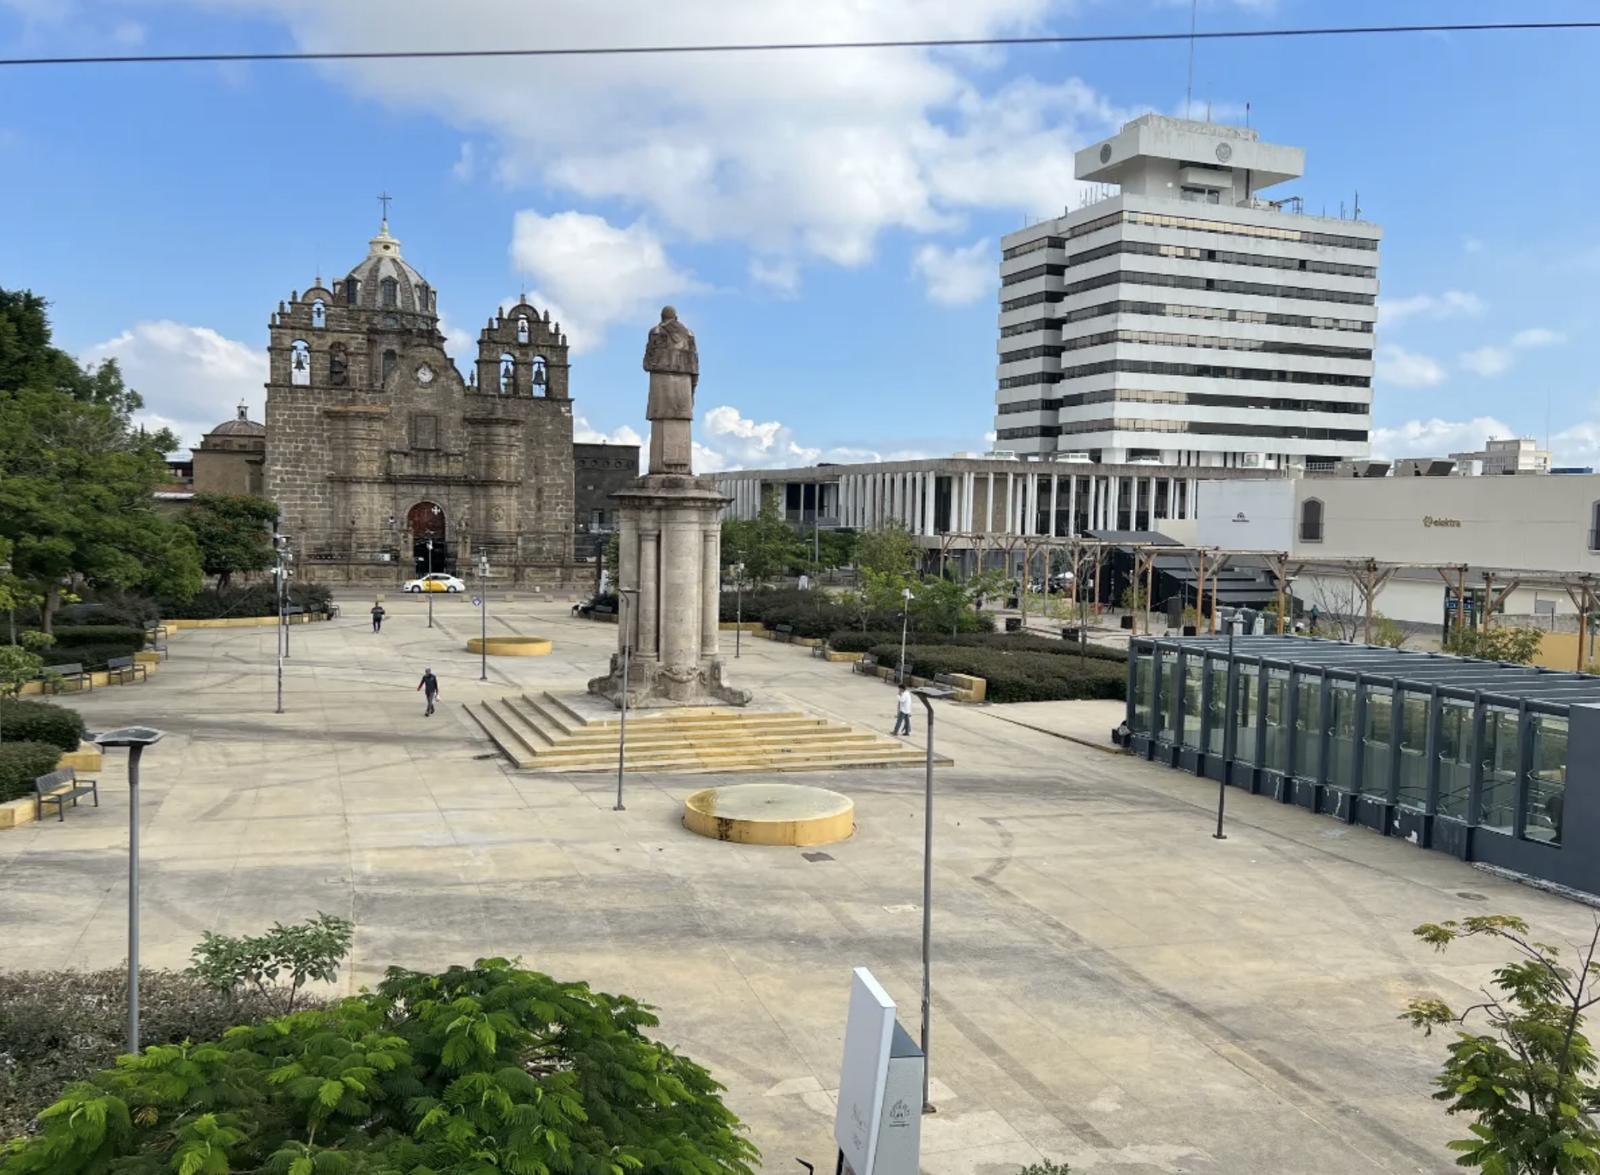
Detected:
left=1405, top=914, right=1600, bottom=1174
left=1, top=957, right=760, bottom=1175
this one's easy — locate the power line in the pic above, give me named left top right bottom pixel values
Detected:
left=2, top=20, right=1598, bottom=68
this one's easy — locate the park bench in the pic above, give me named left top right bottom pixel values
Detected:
left=324, top=602, right=341, bottom=619
left=773, top=623, right=794, bottom=642
left=934, top=673, right=957, bottom=689
left=41, top=663, right=92, bottom=693
left=106, top=655, right=147, bottom=685
left=142, top=621, right=168, bottom=660
left=1004, top=617, right=1023, bottom=633
left=591, top=604, right=616, bottom=617
left=34, top=767, right=98, bottom=822
left=853, top=653, right=879, bottom=675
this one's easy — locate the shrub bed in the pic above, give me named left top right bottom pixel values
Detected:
left=869, top=643, right=1128, bottom=703
left=0, top=968, right=291, bottom=1138
left=829, top=628, right=1126, bottom=662
left=0, top=699, right=86, bottom=752
left=40, top=625, right=145, bottom=668
left=161, top=581, right=333, bottom=619
left=0, top=740, right=66, bottom=803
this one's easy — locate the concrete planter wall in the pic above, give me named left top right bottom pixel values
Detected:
left=0, top=742, right=106, bottom=830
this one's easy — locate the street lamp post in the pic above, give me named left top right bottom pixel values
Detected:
left=93, top=726, right=165, bottom=1055
left=478, top=554, right=490, bottom=682
left=273, top=536, right=289, bottom=714
left=1215, top=611, right=1243, bottom=840
left=614, top=588, right=637, bottom=811
left=912, top=685, right=954, bottom=1114
left=734, top=563, right=745, bottom=659
left=899, top=586, right=914, bottom=685
left=426, top=538, right=435, bottom=629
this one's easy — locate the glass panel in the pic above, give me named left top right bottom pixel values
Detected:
left=1480, top=708, right=1518, bottom=834
left=1327, top=682, right=1357, bottom=790
left=1263, top=670, right=1290, bottom=772
left=1131, top=655, right=1152, bottom=734
left=1233, top=668, right=1258, bottom=765
left=1292, top=677, right=1322, bottom=779
left=1525, top=715, right=1567, bottom=846
left=1206, top=662, right=1227, bottom=755
left=1437, top=702, right=1474, bottom=819
left=1397, top=693, right=1430, bottom=810
left=1157, top=651, right=1177, bottom=744
left=1181, top=659, right=1204, bottom=750
left=1361, top=688, right=1393, bottom=798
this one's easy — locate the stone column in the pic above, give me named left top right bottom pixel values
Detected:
left=660, top=510, right=698, bottom=672
left=1004, top=473, right=1014, bottom=534
left=1048, top=473, right=1059, bottom=537
left=1066, top=474, right=1077, bottom=537
left=618, top=517, right=639, bottom=651
left=925, top=472, right=937, bottom=534
left=1129, top=477, right=1140, bottom=531
left=986, top=472, right=995, bottom=531
left=700, top=523, right=719, bottom=658
left=1087, top=476, right=1098, bottom=530
left=638, top=526, right=660, bottom=660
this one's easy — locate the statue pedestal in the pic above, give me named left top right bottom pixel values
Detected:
left=586, top=474, right=751, bottom=709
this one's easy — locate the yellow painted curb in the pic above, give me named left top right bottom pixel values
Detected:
left=166, top=614, right=329, bottom=629
left=58, top=743, right=103, bottom=773
left=683, top=783, right=854, bottom=846
left=466, top=635, right=553, bottom=656
left=0, top=744, right=102, bottom=831
left=824, top=650, right=864, bottom=663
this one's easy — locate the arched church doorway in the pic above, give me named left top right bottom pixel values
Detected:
left=407, top=501, right=449, bottom=574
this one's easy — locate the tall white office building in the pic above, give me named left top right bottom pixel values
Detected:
left=995, top=114, right=1381, bottom=471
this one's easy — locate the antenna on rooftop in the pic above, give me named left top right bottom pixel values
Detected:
left=1184, top=0, right=1197, bottom=118
left=1245, top=100, right=1251, bottom=128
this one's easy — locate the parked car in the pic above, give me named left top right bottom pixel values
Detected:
left=403, top=572, right=465, bottom=593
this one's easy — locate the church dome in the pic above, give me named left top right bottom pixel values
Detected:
left=208, top=400, right=265, bottom=438
left=342, top=218, right=435, bottom=318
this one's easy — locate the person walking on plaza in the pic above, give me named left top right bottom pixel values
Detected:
left=892, top=684, right=913, bottom=737
left=371, top=600, right=386, bottom=633
left=417, top=667, right=440, bottom=717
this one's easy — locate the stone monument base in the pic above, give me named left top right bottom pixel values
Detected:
left=587, top=653, right=751, bottom=709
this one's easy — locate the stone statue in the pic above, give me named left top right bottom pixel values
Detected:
left=644, top=305, right=698, bottom=475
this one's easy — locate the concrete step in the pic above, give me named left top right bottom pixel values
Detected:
left=521, top=745, right=931, bottom=774
left=463, top=703, right=538, bottom=768
left=516, top=734, right=904, bottom=767
left=520, top=717, right=853, bottom=750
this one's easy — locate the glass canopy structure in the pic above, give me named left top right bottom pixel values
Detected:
left=1127, top=635, right=1595, bottom=895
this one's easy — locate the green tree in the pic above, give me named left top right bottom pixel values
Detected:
left=721, top=499, right=801, bottom=585
left=856, top=521, right=917, bottom=579
left=1372, top=612, right=1409, bottom=649
left=1447, top=626, right=1546, bottom=665
left=179, top=493, right=279, bottom=589
left=1405, top=914, right=1600, bottom=1174
left=0, top=289, right=202, bottom=630
left=815, top=527, right=857, bottom=572
left=188, top=912, right=354, bottom=1016
left=2, top=957, right=759, bottom=1175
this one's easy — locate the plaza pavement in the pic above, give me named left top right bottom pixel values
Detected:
left=1, top=590, right=1594, bottom=1174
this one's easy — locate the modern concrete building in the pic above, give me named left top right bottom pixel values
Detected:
left=1447, top=436, right=1553, bottom=476
left=995, top=114, right=1381, bottom=471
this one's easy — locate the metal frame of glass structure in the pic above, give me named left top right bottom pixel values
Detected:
left=1127, top=635, right=1593, bottom=895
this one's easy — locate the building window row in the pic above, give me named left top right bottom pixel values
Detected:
left=1068, top=238, right=1378, bottom=279
left=998, top=370, right=1060, bottom=390
left=1058, top=328, right=1373, bottom=362
left=1001, top=236, right=1063, bottom=260
left=1059, top=358, right=1371, bottom=388
left=1001, top=263, right=1067, bottom=288
left=997, top=418, right=1369, bottom=442
left=1000, top=317, right=1056, bottom=338
left=1000, top=291, right=1065, bottom=313
left=1061, top=299, right=1373, bottom=334
left=1063, top=268, right=1377, bottom=306
left=1002, top=209, right=1380, bottom=261
left=999, top=344, right=1065, bottom=364
left=996, top=387, right=1372, bottom=416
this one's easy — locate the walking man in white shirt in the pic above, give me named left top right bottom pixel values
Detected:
left=892, top=684, right=913, bottom=737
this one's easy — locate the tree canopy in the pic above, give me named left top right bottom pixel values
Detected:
left=180, top=494, right=279, bottom=588
left=0, top=289, right=201, bottom=629
left=721, top=497, right=802, bottom=585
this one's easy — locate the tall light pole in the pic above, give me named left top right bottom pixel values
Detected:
left=899, top=586, right=914, bottom=685
left=614, top=587, right=637, bottom=812
left=93, top=726, right=165, bottom=1055
left=1216, top=611, right=1243, bottom=840
left=426, top=537, right=435, bottom=629
left=734, top=562, right=745, bottom=659
left=273, top=536, right=288, bottom=714
left=912, top=685, right=954, bottom=1114
left=478, top=553, right=490, bottom=682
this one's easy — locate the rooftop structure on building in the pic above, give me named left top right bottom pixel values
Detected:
left=1448, top=436, right=1553, bottom=476
left=995, top=114, right=1380, bottom=472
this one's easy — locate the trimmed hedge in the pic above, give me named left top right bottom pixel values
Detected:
left=161, top=581, right=333, bottom=619
left=723, top=587, right=996, bottom=640
left=42, top=641, right=142, bottom=670
left=869, top=642, right=1128, bottom=703
left=0, top=741, right=64, bottom=803
left=829, top=628, right=1127, bottom=663
left=0, top=699, right=86, bottom=752
left=47, top=625, right=145, bottom=647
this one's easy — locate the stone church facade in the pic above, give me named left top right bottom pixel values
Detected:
left=264, top=218, right=591, bottom=586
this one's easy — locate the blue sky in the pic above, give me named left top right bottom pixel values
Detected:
left=2, top=0, right=1598, bottom=468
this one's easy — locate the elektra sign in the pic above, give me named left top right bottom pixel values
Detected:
left=1422, top=516, right=1462, bottom=528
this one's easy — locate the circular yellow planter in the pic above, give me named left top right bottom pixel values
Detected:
left=684, top=783, right=855, bottom=847
left=465, top=635, right=553, bottom=656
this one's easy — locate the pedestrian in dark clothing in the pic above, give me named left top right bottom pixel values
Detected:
left=371, top=601, right=386, bottom=633
left=418, top=668, right=439, bottom=716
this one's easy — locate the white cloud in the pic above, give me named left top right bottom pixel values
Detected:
left=451, top=141, right=476, bottom=182
left=911, top=238, right=994, bottom=306
left=1512, top=327, right=1565, bottom=349
left=573, top=414, right=644, bottom=450
left=1460, top=346, right=1512, bottom=378
left=692, top=403, right=940, bottom=471
left=1552, top=422, right=1600, bottom=469
left=223, top=1, right=1119, bottom=277
left=111, top=20, right=144, bottom=46
left=509, top=210, right=698, bottom=355
left=83, top=321, right=266, bottom=450
left=1375, top=344, right=1447, bottom=388
left=1369, top=416, right=1517, bottom=460
left=1377, top=289, right=1484, bottom=327
left=748, top=256, right=800, bottom=297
